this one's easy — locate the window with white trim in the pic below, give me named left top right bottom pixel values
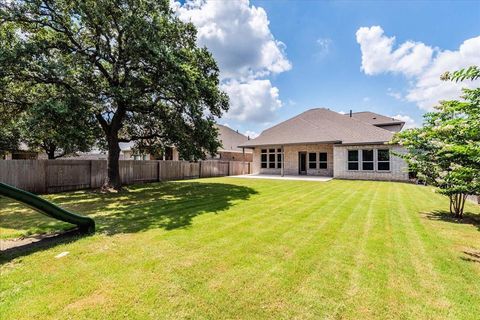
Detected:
left=319, top=152, right=327, bottom=169
left=269, top=152, right=276, bottom=168
left=308, top=153, right=317, bottom=169
left=348, top=150, right=359, bottom=170
left=377, top=149, right=390, bottom=171
left=260, top=148, right=283, bottom=169
left=261, top=149, right=267, bottom=168
left=362, top=150, right=374, bottom=170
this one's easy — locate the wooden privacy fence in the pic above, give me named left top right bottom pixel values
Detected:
left=0, top=160, right=251, bottom=194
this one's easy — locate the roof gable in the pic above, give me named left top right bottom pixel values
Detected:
left=350, top=111, right=405, bottom=127
left=216, top=124, right=251, bottom=152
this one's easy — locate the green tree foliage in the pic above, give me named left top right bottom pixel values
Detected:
left=0, top=120, right=20, bottom=158
left=0, top=0, right=228, bottom=190
left=19, top=93, right=100, bottom=159
left=393, top=66, right=480, bottom=218
left=441, top=66, right=480, bottom=82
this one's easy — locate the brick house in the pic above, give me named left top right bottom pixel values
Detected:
left=239, top=108, right=409, bottom=181
left=207, top=124, right=253, bottom=162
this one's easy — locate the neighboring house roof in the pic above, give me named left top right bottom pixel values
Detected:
left=119, top=142, right=135, bottom=152
left=239, top=108, right=395, bottom=148
left=349, top=111, right=405, bottom=127
left=216, top=124, right=252, bottom=153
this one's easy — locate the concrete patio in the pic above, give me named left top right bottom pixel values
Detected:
left=232, top=174, right=332, bottom=182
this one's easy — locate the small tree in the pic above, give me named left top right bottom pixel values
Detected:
left=393, top=66, right=480, bottom=218
left=19, top=94, right=100, bottom=159
left=0, top=120, right=20, bottom=158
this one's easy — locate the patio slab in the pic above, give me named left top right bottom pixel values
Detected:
left=231, top=174, right=332, bottom=182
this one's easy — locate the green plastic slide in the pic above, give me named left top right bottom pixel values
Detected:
left=0, top=182, right=95, bottom=233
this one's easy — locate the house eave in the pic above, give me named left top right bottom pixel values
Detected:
left=238, top=140, right=343, bottom=148
left=335, top=141, right=393, bottom=146
left=374, top=122, right=405, bottom=126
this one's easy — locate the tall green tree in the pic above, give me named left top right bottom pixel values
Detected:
left=0, top=0, right=228, bottom=190
left=393, top=66, right=480, bottom=218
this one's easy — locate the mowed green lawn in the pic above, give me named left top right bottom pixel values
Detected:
left=1, top=178, right=479, bottom=319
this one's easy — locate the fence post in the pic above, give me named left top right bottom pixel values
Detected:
left=89, top=160, right=93, bottom=189
left=157, top=161, right=161, bottom=182
left=43, top=160, right=48, bottom=194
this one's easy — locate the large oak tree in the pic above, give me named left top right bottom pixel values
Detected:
left=0, top=0, right=228, bottom=190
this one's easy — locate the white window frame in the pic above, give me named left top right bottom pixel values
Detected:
left=347, top=150, right=359, bottom=171
left=319, top=152, right=328, bottom=169
left=260, top=149, right=268, bottom=168
left=261, top=148, right=283, bottom=169
left=377, top=149, right=391, bottom=171
left=361, top=149, right=374, bottom=171
left=308, top=152, right=317, bottom=169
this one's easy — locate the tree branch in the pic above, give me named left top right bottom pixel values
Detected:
left=118, top=133, right=161, bottom=143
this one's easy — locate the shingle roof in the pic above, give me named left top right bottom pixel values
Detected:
left=350, top=111, right=405, bottom=126
left=216, top=124, right=252, bottom=153
left=239, top=108, right=395, bottom=148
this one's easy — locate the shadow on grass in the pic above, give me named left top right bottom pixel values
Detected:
left=0, top=229, right=88, bottom=264
left=1, top=181, right=257, bottom=262
left=425, top=210, right=480, bottom=232
left=461, top=250, right=480, bottom=264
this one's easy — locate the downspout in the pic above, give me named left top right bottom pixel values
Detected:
left=281, top=145, right=285, bottom=177
left=242, top=147, right=245, bottom=175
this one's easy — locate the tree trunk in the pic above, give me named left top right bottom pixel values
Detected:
left=103, top=133, right=122, bottom=191
left=449, top=195, right=454, bottom=215
left=95, top=105, right=126, bottom=192
left=46, top=146, right=56, bottom=160
left=450, top=193, right=467, bottom=218
left=459, top=193, right=467, bottom=219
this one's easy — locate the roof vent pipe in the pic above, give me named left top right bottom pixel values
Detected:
left=349, top=110, right=352, bottom=117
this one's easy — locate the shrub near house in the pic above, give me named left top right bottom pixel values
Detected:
left=393, top=66, right=480, bottom=218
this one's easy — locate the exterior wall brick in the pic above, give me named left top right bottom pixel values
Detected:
left=252, top=144, right=334, bottom=176
left=218, top=151, right=253, bottom=162
left=333, top=144, right=408, bottom=181
left=251, top=143, right=409, bottom=181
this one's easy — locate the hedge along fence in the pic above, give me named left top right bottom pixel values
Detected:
left=0, top=160, right=251, bottom=194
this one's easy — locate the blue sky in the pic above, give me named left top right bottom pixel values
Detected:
left=175, top=0, right=480, bottom=137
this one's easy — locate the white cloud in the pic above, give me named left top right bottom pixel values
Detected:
left=362, top=97, right=370, bottom=102
left=175, top=0, right=291, bottom=80
left=392, top=114, right=418, bottom=129
left=387, top=88, right=403, bottom=100
left=315, top=38, right=332, bottom=58
left=405, top=36, right=480, bottom=109
left=175, top=0, right=291, bottom=123
left=244, top=130, right=259, bottom=139
left=286, top=99, right=297, bottom=107
left=221, top=79, right=282, bottom=123
left=357, top=26, right=480, bottom=110
left=356, top=26, right=433, bottom=77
